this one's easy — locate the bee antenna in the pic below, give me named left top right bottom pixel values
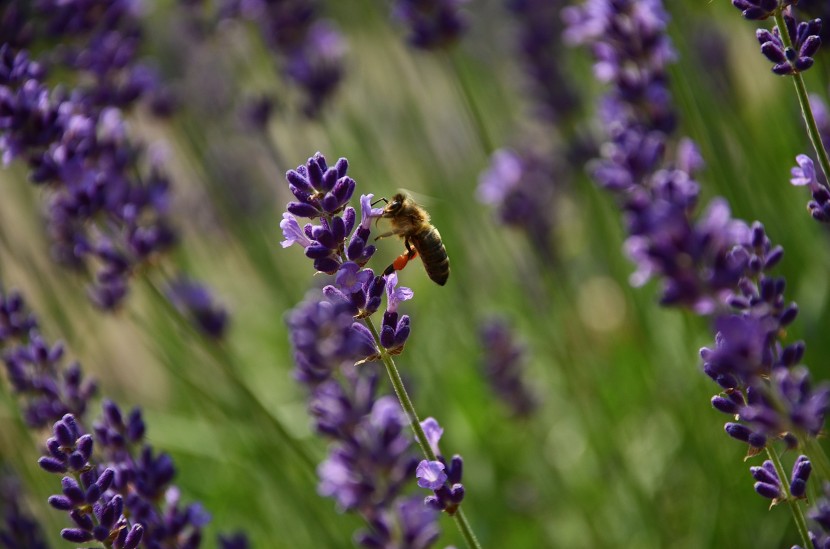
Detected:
left=372, top=197, right=388, bottom=206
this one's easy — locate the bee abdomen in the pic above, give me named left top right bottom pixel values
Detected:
left=413, top=227, right=449, bottom=286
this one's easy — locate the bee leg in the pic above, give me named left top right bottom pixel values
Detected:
left=383, top=244, right=418, bottom=276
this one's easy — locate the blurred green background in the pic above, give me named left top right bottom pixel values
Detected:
left=2, top=0, right=830, bottom=547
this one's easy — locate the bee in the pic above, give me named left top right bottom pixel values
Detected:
left=374, top=193, right=450, bottom=286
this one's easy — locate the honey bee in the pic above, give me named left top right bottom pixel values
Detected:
left=375, top=193, right=450, bottom=286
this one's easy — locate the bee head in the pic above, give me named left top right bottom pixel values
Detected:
left=383, top=193, right=407, bottom=217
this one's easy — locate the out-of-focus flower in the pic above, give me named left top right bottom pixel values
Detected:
left=167, top=277, right=230, bottom=339
left=392, top=0, right=468, bottom=50
left=0, top=471, right=49, bottom=549
left=479, top=317, right=538, bottom=417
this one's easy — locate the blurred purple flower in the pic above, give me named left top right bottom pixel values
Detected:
left=479, top=317, right=537, bottom=417
left=392, top=0, right=468, bottom=50
left=0, top=471, right=48, bottom=549
left=167, top=277, right=230, bottom=339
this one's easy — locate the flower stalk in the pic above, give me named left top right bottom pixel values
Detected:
left=773, top=8, right=830, bottom=187
left=363, top=316, right=482, bottom=549
left=765, top=447, right=811, bottom=548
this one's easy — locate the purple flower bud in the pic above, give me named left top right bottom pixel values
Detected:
left=416, top=460, right=447, bottom=490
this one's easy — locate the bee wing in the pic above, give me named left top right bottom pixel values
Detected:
left=397, top=188, right=440, bottom=207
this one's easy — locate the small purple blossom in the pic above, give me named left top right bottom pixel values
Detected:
left=413, top=418, right=465, bottom=515
left=415, top=461, right=446, bottom=490
left=790, top=154, right=830, bottom=222
left=280, top=213, right=313, bottom=249
left=379, top=274, right=412, bottom=353
left=421, top=418, right=444, bottom=457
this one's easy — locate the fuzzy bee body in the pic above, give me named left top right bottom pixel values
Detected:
left=377, top=193, right=450, bottom=286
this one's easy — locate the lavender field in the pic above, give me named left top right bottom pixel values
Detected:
left=2, top=1, right=830, bottom=547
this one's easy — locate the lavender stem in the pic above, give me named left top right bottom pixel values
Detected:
left=363, top=316, right=483, bottom=549
left=445, top=50, right=494, bottom=155
left=141, top=277, right=318, bottom=476
left=773, top=8, right=830, bottom=187
left=766, top=446, right=811, bottom=548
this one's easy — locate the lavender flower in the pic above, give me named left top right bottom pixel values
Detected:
left=749, top=455, right=811, bottom=502
left=38, top=414, right=144, bottom=547
left=183, top=0, right=346, bottom=116
left=392, top=0, right=468, bottom=50
left=505, top=0, right=578, bottom=122
left=3, top=331, right=97, bottom=429
left=379, top=273, right=412, bottom=354
left=283, top=152, right=444, bottom=546
left=0, top=471, right=48, bottom=549
left=218, top=531, right=250, bottom=549
left=167, top=277, right=230, bottom=339
left=414, top=418, right=465, bottom=515
left=287, top=293, right=378, bottom=385
left=791, top=154, right=830, bottom=222
left=299, top=360, right=437, bottom=547
left=0, top=287, right=232, bottom=547
left=479, top=317, right=537, bottom=417
left=355, top=495, right=440, bottom=549
left=566, top=1, right=828, bottom=533
left=806, top=482, right=830, bottom=547
left=0, top=8, right=224, bottom=321
left=477, top=148, right=559, bottom=259
left=732, top=0, right=791, bottom=21
left=755, top=12, right=821, bottom=75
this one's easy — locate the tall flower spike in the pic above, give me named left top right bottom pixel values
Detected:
left=281, top=152, right=452, bottom=546
left=566, top=6, right=827, bottom=542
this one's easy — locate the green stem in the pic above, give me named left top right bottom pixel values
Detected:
left=773, top=9, right=830, bottom=187
left=141, top=277, right=318, bottom=477
left=363, top=317, right=435, bottom=460
left=766, top=446, right=811, bottom=548
left=445, top=50, right=494, bottom=156
left=803, top=436, right=830, bottom=484
left=363, top=316, right=483, bottom=549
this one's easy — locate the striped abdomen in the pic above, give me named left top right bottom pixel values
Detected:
left=411, top=226, right=449, bottom=286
